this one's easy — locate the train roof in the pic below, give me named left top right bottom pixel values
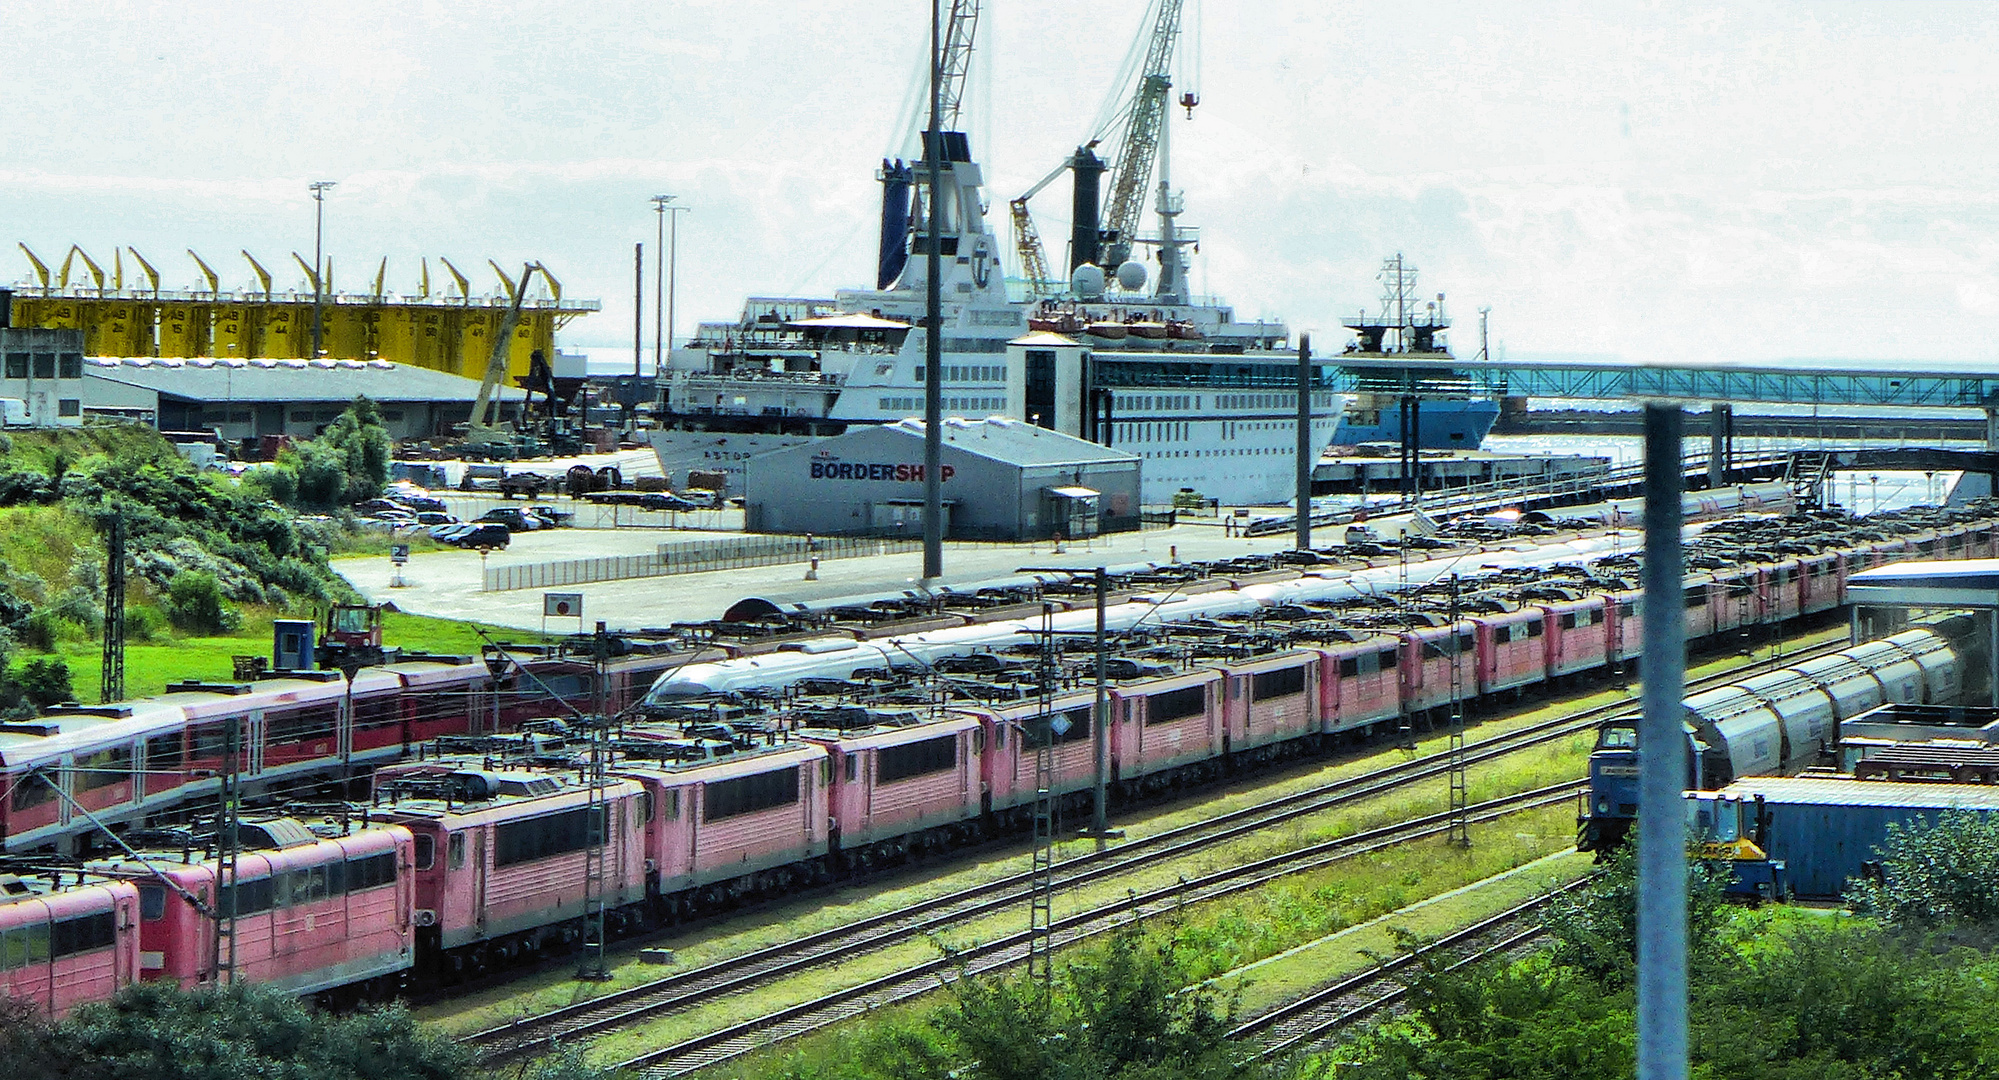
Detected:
left=1709, top=774, right=1999, bottom=810
left=1848, top=558, right=1999, bottom=608
left=0, top=701, right=189, bottom=764
left=370, top=764, right=643, bottom=821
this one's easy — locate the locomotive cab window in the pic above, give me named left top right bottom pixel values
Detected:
left=1146, top=685, right=1206, bottom=725
left=1251, top=666, right=1306, bottom=700
left=11, top=767, right=56, bottom=812
left=448, top=833, right=466, bottom=870
left=414, top=834, right=436, bottom=871
left=876, top=734, right=959, bottom=783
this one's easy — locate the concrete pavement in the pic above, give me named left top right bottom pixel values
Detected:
left=337, top=518, right=1320, bottom=632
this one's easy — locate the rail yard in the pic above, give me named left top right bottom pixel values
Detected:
left=4, top=486, right=1999, bottom=1072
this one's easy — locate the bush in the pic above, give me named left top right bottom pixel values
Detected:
left=1847, top=809, right=1999, bottom=928
left=1542, top=836, right=1730, bottom=986
left=164, top=571, right=236, bottom=635
left=14, top=657, right=73, bottom=709
left=240, top=462, right=298, bottom=506
left=935, top=925, right=1273, bottom=1080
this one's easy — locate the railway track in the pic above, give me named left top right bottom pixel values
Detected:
left=1231, top=875, right=1598, bottom=1060
left=460, top=633, right=1845, bottom=1069
left=614, top=783, right=1586, bottom=1076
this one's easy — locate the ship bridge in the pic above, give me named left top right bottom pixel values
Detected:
left=1323, top=353, right=1999, bottom=449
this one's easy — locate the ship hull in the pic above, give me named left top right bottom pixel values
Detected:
left=1331, top=397, right=1500, bottom=450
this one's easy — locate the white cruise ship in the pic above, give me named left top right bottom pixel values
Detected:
left=652, top=11, right=1339, bottom=506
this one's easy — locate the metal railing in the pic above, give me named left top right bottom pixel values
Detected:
left=480, top=534, right=923, bottom=592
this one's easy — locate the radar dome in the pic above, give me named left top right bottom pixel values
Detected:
left=1070, top=264, right=1106, bottom=298
left=1116, top=260, right=1148, bottom=291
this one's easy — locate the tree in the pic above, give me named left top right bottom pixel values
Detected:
left=1847, top=808, right=1999, bottom=928
left=319, top=396, right=393, bottom=504
left=1541, top=838, right=1730, bottom=986
left=273, top=397, right=391, bottom=509
left=1341, top=952, right=1636, bottom=1080
left=934, top=926, right=1283, bottom=1080
left=37, top=981, right=470, bottom=1080
left=14, top=656, right=74, bottom=709
left=164, top=569, right=235, bottom=634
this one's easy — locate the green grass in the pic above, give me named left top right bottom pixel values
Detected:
left=38, top=608, right=524, bottom=701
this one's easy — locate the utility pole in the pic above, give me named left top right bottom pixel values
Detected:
left=632, top=243, right=643, bottom=380
left=1294, top=333, right=1313, bottom=551
left=309, top=180, right=336, bottom=358
left=1446, top=573, right=1469, bottom=846
left=651, top=195, right=673, bottom=377
left=100, top=512, right=124, bottom=703
left=577, top=623, right=613, bottom=981
left=1637, top=404, right=1689, bottom=1080
left=1026, top=602, right=1058, bottom=997
left=211, top=718, right=242, bottom=985
left=1092, top=570, right=1110, bottom=837
left=921, top=0, right=945, bottom=581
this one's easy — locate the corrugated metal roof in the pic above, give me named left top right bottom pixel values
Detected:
left=881, top=417, right=1138, bottom=467
left=1718, top=774, right=1999, bottom=810
left=83, top=356, right=526, bottom=404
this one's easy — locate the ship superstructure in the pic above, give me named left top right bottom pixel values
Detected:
left=1329, top=255, right=1499, bottom=449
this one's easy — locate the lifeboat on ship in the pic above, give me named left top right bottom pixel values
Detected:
left=1167, top=319, right=1204, bottom=341
left=1127, top=320, right=1169, bottom=340
left=1085, top=320, right=1129, bottom=341
left=1029, top=310, right=1084, bottom=334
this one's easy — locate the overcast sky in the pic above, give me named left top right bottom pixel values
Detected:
left=3, top=1, right=1997, bottom=367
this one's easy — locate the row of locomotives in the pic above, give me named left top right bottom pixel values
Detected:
left=5, top=542, right=1999, bottom=1008
left=1581, top=612, right=1987, bottom=853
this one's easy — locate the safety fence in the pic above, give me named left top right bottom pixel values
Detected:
left=481, top=534, right=923, bottom=592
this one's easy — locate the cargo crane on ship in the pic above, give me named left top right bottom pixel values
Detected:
left=1011, top=0, right=1189, bottom=301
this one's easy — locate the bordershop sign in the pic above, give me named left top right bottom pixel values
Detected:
left=809, top=460, right=955, bottom=482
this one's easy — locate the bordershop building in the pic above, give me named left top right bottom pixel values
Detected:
left=743, top=416, right=1141, bottom=541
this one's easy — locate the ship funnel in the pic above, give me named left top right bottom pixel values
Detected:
left=1069, top=145, right=1106, bottom=273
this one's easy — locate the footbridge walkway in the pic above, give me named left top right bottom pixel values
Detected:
left=1323, top=354, right=1999, bottom=448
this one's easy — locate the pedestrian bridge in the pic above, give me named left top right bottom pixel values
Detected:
left=1323, top=353, right=1999, bottom=448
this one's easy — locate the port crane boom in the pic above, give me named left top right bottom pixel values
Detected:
left=1099, top=0, right=1185, bottom=271
left=936, top=0, right=979, bottom=131
left=1009, top=0, right=1186, bottom=297
left=465, top=262, right=543, bottom=442
left=1009, top=154, right=1080, bottom=296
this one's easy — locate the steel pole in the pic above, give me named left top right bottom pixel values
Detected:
left=652, top=196, right=668, bottom=377
left=1638, top=403, right=1689, bottom=1080
left=667, top=205, right=682, bottom=373
left=633, top=243, right=644, bottom=383
left=1093, top=568, right=1109, bottom=835
left=309, top=180, right=335, bottom=357
left=921, top=0, right=944, bottom=580
left=1295, top=333, right=1313, bottom=551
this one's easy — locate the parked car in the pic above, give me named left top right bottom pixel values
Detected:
left=476, top=508, right=541, bottom=532
left=428, top=523, right=478, bottom=542
left=415, top=511, right=459, bottom=527
left=449, top=523, right=512, bottom=550
left=366, top=510, right=417, bottom=529
left=353, top=498, right=413, bottom=516
left=639, top=492, right=702, bottom=512
left=525, top=505, right=573, bottom=528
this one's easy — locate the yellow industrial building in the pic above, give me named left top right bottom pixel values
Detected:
left=7, top=245, right=600, bottom=383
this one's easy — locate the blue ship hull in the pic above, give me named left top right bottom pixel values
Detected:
left=1330, top=397, right=1500, bottom=450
